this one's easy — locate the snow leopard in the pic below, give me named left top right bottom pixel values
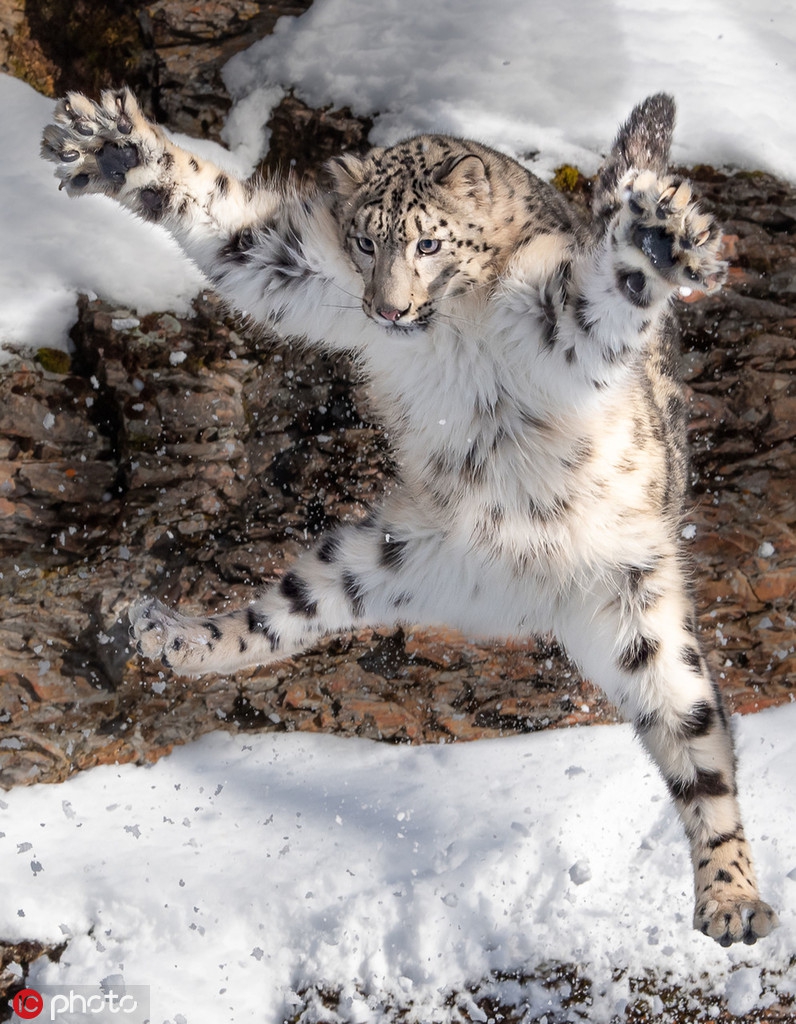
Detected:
left=42, top=87, right=778, bottom=946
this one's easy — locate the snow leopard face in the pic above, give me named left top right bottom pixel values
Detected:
left=327, top=135, right=527, bottom=330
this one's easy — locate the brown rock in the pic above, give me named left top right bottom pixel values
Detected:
left=0, top=143, right=794, bottom=791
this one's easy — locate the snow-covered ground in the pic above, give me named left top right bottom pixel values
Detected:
left=2, top=707, right=795, bottom=1022
left=1, top=0, right=795, bottom=1019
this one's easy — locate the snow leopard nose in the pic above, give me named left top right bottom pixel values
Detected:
left=378, top=305, right=411, bottom=322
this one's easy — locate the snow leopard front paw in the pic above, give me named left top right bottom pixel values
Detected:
left=129, top=597, right=222, bottom=675
left=41, top=88, right=155, bottom=197
left=615, top=170, right=728, bottom=305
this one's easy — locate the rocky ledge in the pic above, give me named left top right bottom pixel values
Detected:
left=0, top=166, right=793, bottom=789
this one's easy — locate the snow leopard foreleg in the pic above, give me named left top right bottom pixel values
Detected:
left=557, top=562, right=778, bottom=946
left=504, top=169, right=728, bottom=403
left=41, top=88, right=280, bottom=244
left=42, top=88, right=367, bottom=350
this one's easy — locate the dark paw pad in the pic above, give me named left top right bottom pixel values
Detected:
left=140, top=188, right=166, bottom=215
left=96, top=143, right=140, bottom=184
left=633, top=224, right=674, bottom=270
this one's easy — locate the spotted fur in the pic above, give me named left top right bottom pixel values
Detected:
left=42, top=88, right=776, bottom=945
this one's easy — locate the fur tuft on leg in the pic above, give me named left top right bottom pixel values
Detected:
left=592, top=93, right=676, bottom=228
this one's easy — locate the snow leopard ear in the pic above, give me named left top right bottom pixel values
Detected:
left=324, top=152, right=374, bottom=199
left=434, top=154, right=491, bottom=204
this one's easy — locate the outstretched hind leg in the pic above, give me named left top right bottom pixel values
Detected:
left=556, top=564, right=778, bottom=945
left=129, top=522, right=401, bottom=675
left=130, top=509, right=501, bottom=676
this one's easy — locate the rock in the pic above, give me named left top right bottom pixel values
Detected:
left=1, top=164, right=795, bottom=787
left=2, top=0, right=313, bottom=141
left=1, top=46, right=795, bottom=788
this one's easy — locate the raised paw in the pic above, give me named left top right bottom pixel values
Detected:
left=615, top=170, right=728, bottom=304
left=694, top=895, right=779, bottom=947
left=41, top=87, right=156, bottom=198
left=129, top=597, right=223, bottom=675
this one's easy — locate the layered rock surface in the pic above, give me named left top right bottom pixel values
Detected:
left=0, top=0, right=793, bottom=793
left=0, top=166, right=794, bottom=789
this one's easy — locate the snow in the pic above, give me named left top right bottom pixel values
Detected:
left=1, top=705, right=794, bottom=1021
left=2, top=0, right=795, bottom=360
left=222, top=0, right=796, bottom=180
left=1, top=1, right=795, bottom=1018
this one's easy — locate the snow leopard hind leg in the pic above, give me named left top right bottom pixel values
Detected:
left=556, top=567, right=778, bottom=947
left=129, top=508, right=527, bottom=677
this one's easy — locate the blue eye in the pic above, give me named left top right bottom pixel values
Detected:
left=356, top=236, right=375, bottom=255
left=417, top=238, right=441, bottom=255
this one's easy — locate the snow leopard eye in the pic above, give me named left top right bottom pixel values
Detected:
left=416, top=238, right=441, bottom=255
left=355, top=236, right=375, bottom=255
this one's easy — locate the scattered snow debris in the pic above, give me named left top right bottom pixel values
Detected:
left=757, top=617, right=774, bottom=630
left=1, top=712, right=774, bottom=1015
left=0, top=1, right=795, bottom=1016
left=169, top=350, right=188, bottom=366
left=757, top=541, right=776, bottom=558
left=16, top=842, right=32, bottom=853
left=568, top=859, right=592, bottom=885
left=681, top=524, right=697, bottom=540
left=30, top=860, right=44, bottom=876
left=61, top=801, right=75, bottom=820
left=111, top=317, right=140, bottom=331
left=726, top=966, right=763, bottom=1016
left=42, top=412, right=55, bottom=431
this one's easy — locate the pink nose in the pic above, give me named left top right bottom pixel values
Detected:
left=378, top=306, right=409, bottom=322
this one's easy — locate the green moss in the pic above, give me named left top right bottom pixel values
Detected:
left=36, top=347, right=71, bottom=374
left=552, top=164, right=581, bottom=192
left=735, top=169, right=768, bottom=180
